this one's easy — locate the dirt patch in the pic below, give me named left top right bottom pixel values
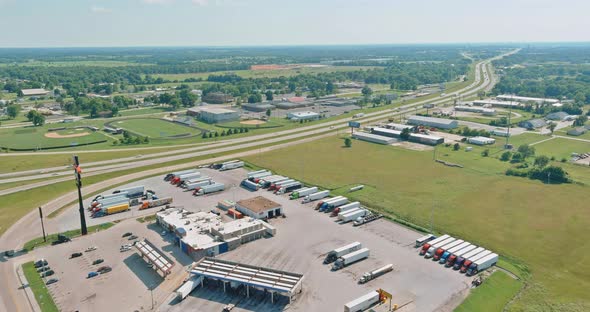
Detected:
left=392, top=141, right=434, bottom=151
left=240, top=120, right=266, bottom=125
left=45, top=132, right=90, bottom=139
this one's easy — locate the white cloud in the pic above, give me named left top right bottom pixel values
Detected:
left=192, top=0, right=208, bottom=5
left=91, top=6, right=112, bottom=14
left=143, top=0, right=175, bottom=4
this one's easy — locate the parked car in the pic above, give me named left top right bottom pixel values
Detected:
left=160, top=231, right=167, bottom=236
left=210, top=209, right=220, bottom=216
left=4, top=250, right=15, bottom=257
left=34, top=259, right=48, bottom=268
left=70, top=252, right=83, bottom=259
left=223, top=304, right=236, bottom=312
left=45, top=278, right=58, bottom=285
left=85, top=246, right=97, bottom=252
left=97, top=266, right=112, bottom=274
left=40, top=270, right=55, bottom=278
left=37, top=266, right=51, bottom=273
left=87, top=272, right=99, bottom=279
left=122, top=232, right=132, bottom=237
left=92, top=259, right=104, bottom=265
left=128, top=235, right=138, bottom=240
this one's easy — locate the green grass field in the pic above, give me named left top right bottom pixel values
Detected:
left=22, top=262, right=59, bottom=312
left=24, top=222, right=114, bottom=251
left=0, top=126, right=107, bottom=150
left=455, top=271, right=522, bottom=312
left=115, top=118, right=200, bottom=138
left=152, top=66, right=377, bottom=81
left=243, top=136, right=590, bottom=311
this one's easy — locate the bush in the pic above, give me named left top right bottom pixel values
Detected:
left=500, top=151, right=512, bottom=161
left=510, top=152, right=524, bottom=163
left=344, top=137, right=352, bottom=148
left=481, top=149, right=489, bottom=157
left=453, top=143, right=460, bottom=151
left=506, top=168, right=528, bottom=177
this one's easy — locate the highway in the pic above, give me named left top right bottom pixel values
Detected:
left=0, top=49, right=518, bottom=312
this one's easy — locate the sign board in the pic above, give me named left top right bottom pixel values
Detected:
left=348, top=121, right=361, bottom=128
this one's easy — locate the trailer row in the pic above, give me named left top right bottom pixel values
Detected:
left=415, top=234, right=498, bottom=276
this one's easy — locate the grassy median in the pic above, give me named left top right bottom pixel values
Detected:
left=22, top=261, right=59, bottom=312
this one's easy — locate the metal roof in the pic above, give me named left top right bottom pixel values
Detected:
left=407, top=115, right=458, bottom=126
left=191, top=257, right=303, bottom=295
left=135, top=239, right=175, bottom=274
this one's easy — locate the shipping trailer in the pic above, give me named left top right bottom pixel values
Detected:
left=331, top=202, right=361, bottom=217
left=290, top=187, right=318, bottom=200
left=324, top=242, right=362, bottom=264
left=185, top=180, right=213, bottom=191
left=141, top=197, right=173, bottom=210
left=460, top=250, right=492, bottom=273
left=275, top=181, right=302, bottom=194
left=466, top=253, right=499, bottom=276
left=419, top=234, right=451, bottom=256
left=425, top=237, right=456, bottom=258
left=320, top=197, right=349, bottom=212
left=181, top=176, right=211, bottom=188
left=247, top=171, right=272, bottom=182
left=165, top=169, right=197, bottom=181
left=332, top=248, right=370, bottom=270
left=343, top=291, right=380, bottom=312
left=241, top=179, right=259, bottom=191
left=339, top=208, right=368, bottom=223
left=176, top=276, right=203, bottom=300
left=114, top=185, right=145, bottom=198
left=440, top=242, right=471, bottom=264
left=268, top=179, right=295, bottom=191
left=359, top=264, right=394, bottom=283
left=219, top=161, right=244, bottom=171
left=247, top=169, right=269, bottom=179
left=193, top=183, right=225, bottom=196
left=415, top=234, right=436, bottom=248
left=453, top=247, right=485, bottom=270
left=316, top=196, right=346, bottom=210
left=446, top=244, right=477, bottom=267
left=433, top=239, right=465, bottom=261
left=302, top=190, right=330, bottom=203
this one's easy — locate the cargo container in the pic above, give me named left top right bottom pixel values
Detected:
left=332, top=248, right=370, bottom=270
left=228, top=208, right=243, bottom=219
left=433, top=239, right=464, bottom=261
left=446, top=244, right=477, bottom=267
left=106, top=203, right=130, bottom=215
left=302, top=190, right=330, bottom=203
left=181, top=176, right=211, bottom=188
left=176, top=276, right=203, bottom=300
left=453, top=247, right=485, bottom=270
left=440, top=241, right=470, bottom=264
left=211, top=160, right=241, bottom=170
left=466, top=253, right=498, bottom=276
left=320, top=197, right=349, bottom=212
left=268, top=179, right=295, bottom=191
left=217, top=200, right=235, bottom=211
left=114, top=185, right=145, bottom=198
left=165, top=169, right=197, bottom=181
left=219, top=161, right=244, bottom=171
left=247, top=169, right=269, bottom=179
left=460, top=250, right=492, bottom=273
left=330, top=201, right=361, bottom=217
left=193, top=183, right=225, bottom=196
left=289, top=187, right=318, bottom=200
left=316, top=196, right=346, bottom=211
left=185, top=180, right=213, bottom=191
left=419, top=234, right=450, bottom=256
left=343, top=291, right=380, bottom=312
left=359, top=264, right=393, bottom=283
left=339, top=209, right=368, bottom=223
left=275, top=181, right=302, bottom=194
left=241, top=179, right=259, bottom=191
left=415, top=234, right=436, bottom=248
left=141, top=197, right=173, bottom=210
left=425, top=237, right=456, bottom=258
left=324, top=242, right=362, bottom=264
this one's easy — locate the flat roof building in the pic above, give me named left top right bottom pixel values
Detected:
left=287, top=111, right=320, bottom=121
left=196, top=107, right=240, bottom=124
left=407, top=115, right=458, bottom=129
left=20, top=88, right=50, bottom=97
left=472, top=100, right=521, bottom=108
left=468, top=136, right=496, bottom=145
left=275, top=101, right=309, bottom=109
left=236, top=196, right=282, bottom=219
left=242, top=103, right=275, bottom=112
left=497, top=94, right=560, bottom=104
left=352, top=132, right=397, bottom=145
left=519, top=119, right=547, bottom=130
left=545, top=111, right=569, bottom=121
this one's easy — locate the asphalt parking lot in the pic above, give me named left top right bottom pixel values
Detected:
left=42, top=167, right=471, bottom=312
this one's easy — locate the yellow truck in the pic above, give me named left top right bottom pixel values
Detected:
left=106, top=203, right=130, bottom=215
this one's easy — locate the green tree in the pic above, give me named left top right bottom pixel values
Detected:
left=400, top=128, right=410, bottom=140
left=265, top=108, right=272, bottom=117
left=32, top=113, right=45, bottom=126
left=209, top=132, right=213, bottom=138
left=169, top=98, right=181, bottom=111
left=517, top=144, right=536, bottom=158
left=344, top=137, right=352, bottom=148
left=6, top=104, right=20, bottom=119
left=500, top=151, right=512, bottom=161
left=453, top=143, right=460, bottom=151
left=202, top=132, right=208, bottom=139
left=481, top=149, right=489, bottom=157
left=534, top=155, right=550, bottom=167
left=143, top=136, right=150, bottom=144
left=573, top=115, right=588, bottom=127
left=361, top=86, right=373, bottom=96
left=265, top=91, right=274, bottom=101
left=111, top=105, right=119, bottom=117
left=547, top=122, right=556, bottom=134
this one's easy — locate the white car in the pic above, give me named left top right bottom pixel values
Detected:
left=85, top=246, right=97, bottom=252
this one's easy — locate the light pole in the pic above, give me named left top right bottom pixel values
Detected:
left=73, top=155, right=88, bottom=235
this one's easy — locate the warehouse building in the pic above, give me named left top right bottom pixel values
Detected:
left=518, top=119, right=547, bottom=130
left=371, top=127, right=401, bottom=138
left=491, top=129, right=510, bottom=137
left=352, top=132, right=397, bottom=145
left=407, top=115, right=458, bottom=129
left=287, top=111, right=320, bottom=121
left=409, top=133, right=444, bottom=146
left=567, top=127, right=587, bottom=136
left=197, top=107, right=240, bottom=124
left=242, top=103, right=275, bottom=112
left=385, top=123, right=414, bottom=131
left=496, top=94, right=560, bottom=105
left=545, top=111, right=569, bottom=121
left=236, top=196, right=282, bottom=219
left=275, top=101, right=309, bottom=109
left=468, top=136, right=496, bottom=145
left=472, top=99, right=521, bottom=108
left=20, top=88, right=50, bottom=97
left=455, top=105, right=497, bottom=116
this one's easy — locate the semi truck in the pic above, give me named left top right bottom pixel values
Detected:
left=113, top=185, right=145, bottom=198
left=359, top=264, right=393, bottom=284
left=332, top=248, right=370, bottom=271
left=219, top=161, right=244, bottom=171
left=92, top=196, right=128, bottom=210
left=93, top=192, right=128, bottom=203
left=446, top=244, right=477, bottom=267
left=343, top=291, right=380, bottom=312
left=460, top=250, right=492, bottom=273
left=210, top=160, right=241, bottom=170
left=324, top=242, right=362, bottom=264
left=319, top=197, right=348, bottom=212
left=241, top=179, right=259, bottom=191
left=175, top=276, right=203, bottom=301
left=172, top=173, right=201, bottom=185
left=353, top=213, right=383, bottom=226
left=185, top=180, right=212, bottom=191
left=339, top=209, right=368, bottom=223
left=433, top=239, right=465, bottom=261
left=415, top=234, right=436, bottom=248
left=453, top=247, right=485, bottom=270
left=268, top=179, right=295, bottom=191
left=193, top=183, right=225, bottom=196
left=440, top=242, right=470, bottom=264
left=419, top=234, right=450, bottom=256
left=257, top=175, right=287, bottom=188
left=275, top=181, right=302, bottom=194
left=181, top=176, right=211, bottom=188
left=105, top=203, right=130, bottom=215
left=302, top=190, right=330, bottom=203
left=316, top=196, right=346, bottom=211
left=466, top=253, right=499, bottom=276
left=330, top=201, right=361, bottom=217
left=140, top=197, right=173, bottom=210
left=165, top=169, right=197, bottom=181
left=289, top=187, right=318, bottom=200
left=247, top=171, right=272, bottom=182
left=425, top=237, right=456, bottom=258
left=247, top=169, right=269, bottom=179
left=91, top=194, right=127, bottom=208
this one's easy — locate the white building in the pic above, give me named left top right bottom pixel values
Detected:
left=20, top=88, right=50, bottom=97
left=496, top=95, right=560, bottom=105
left=287, top=111, right=320, bottom=121
left=472, top=100, right=521, bottom=108
left=407, top=115, right=458, bottom=129
left=468, top=136, right=496, bottom=145
left=197, top=107, right=240, bottom=124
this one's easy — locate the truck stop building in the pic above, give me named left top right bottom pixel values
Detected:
left=236, top=196, right=282, bottom=219
left=407, top=115, right=458, bottom=129
left=190, top=257, right=304, bottom=304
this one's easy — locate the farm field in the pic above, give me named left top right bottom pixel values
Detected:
left=114, top=118, right=200, bottom=138
left=151, top=65, right=377, bottom=80
left=243, top=136, right=590, bottom=311
left=455, top=271, right=522, bottom=312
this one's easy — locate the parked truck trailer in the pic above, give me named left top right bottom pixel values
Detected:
left=176, top=276, right=203, bottom=301
left=302, top=190, right=330, bottom=203
left=359, top=264, right=394, bottom=284
left=460, top=250, right=493, bottom=273
left=453, top=247, right=485, bottom=270
left=466, top=253, right=499, bottom=276
left=247, top=171, right=272, bottom=182
left=275, top=181, right=302, bottom=194
left=446, top=244, right=477, bottom=267
left=193, top=183, right=225, bottom=196
left=332, top=248, right=370, bottom=271
left=185, top=180, right=213, bottom=191
left=241, top=179, right=259, bottom=191
left=219, top=161, right=244, bottom=171
left=315, top=196, right=346, bottom=210
left=419, top=234, right=450, bottom=256
left=268, top=179, right=295, bottom=191
left=114, top=185, right=145, bottom=198
left=141, top=197, right=173, bottom=210
left=415, top=234, right=436, bottom=248
left=324, top=242, right=362, bottom=264
left=343, top=291, right=380, bottom=312
left=440, top=242, right=470, bottom=264
left=181, top=176, right=211, bottom=188
left=319, top=196, right=348, bottom=212
left=330, top=201, right=361, bottom=217
left=165, top=169, right=197, bottom=181
left=425, top=237, right=456, bottom=258
left=247, top=169, right=269, bottom=179
left=289, top=187, right=318, bottom=200
left=339, top=208, right=368, bottom=223
left=433, top=239, right=465, bottom=261
left=257, top=175, right=287, bottom=187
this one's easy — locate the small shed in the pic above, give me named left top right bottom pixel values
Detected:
left=236, top=196, right=282, bottom=219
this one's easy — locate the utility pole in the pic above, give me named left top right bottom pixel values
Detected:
left=38, top=207, right=46, bottom=242
left=505, top=94, right=513, bottom=149
left=73, top=155, right=88, bottom=235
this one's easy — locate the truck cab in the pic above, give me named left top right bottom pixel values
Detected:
left=432, top=248, right=445, bottom=261
left=460, top=260, right=473, bottom=273
left=419, top=243, right=431, bottom=256
left=446, top=255, right=458, bottom=267
left=424, top=247, right=436, bottom=258
left=453, top=257, right=465, bottom=270
left=439, top=251, right=451, bottom=264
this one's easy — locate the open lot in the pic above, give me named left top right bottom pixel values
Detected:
left=47, top=168, right=472, bottom=312
left=243, top=136, right=590, bottom=311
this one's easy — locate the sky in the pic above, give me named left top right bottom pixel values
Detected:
left=0, top=0, right=588, bottom=47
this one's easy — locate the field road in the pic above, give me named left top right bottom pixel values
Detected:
left=0, top=50, right=518, bottom=312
